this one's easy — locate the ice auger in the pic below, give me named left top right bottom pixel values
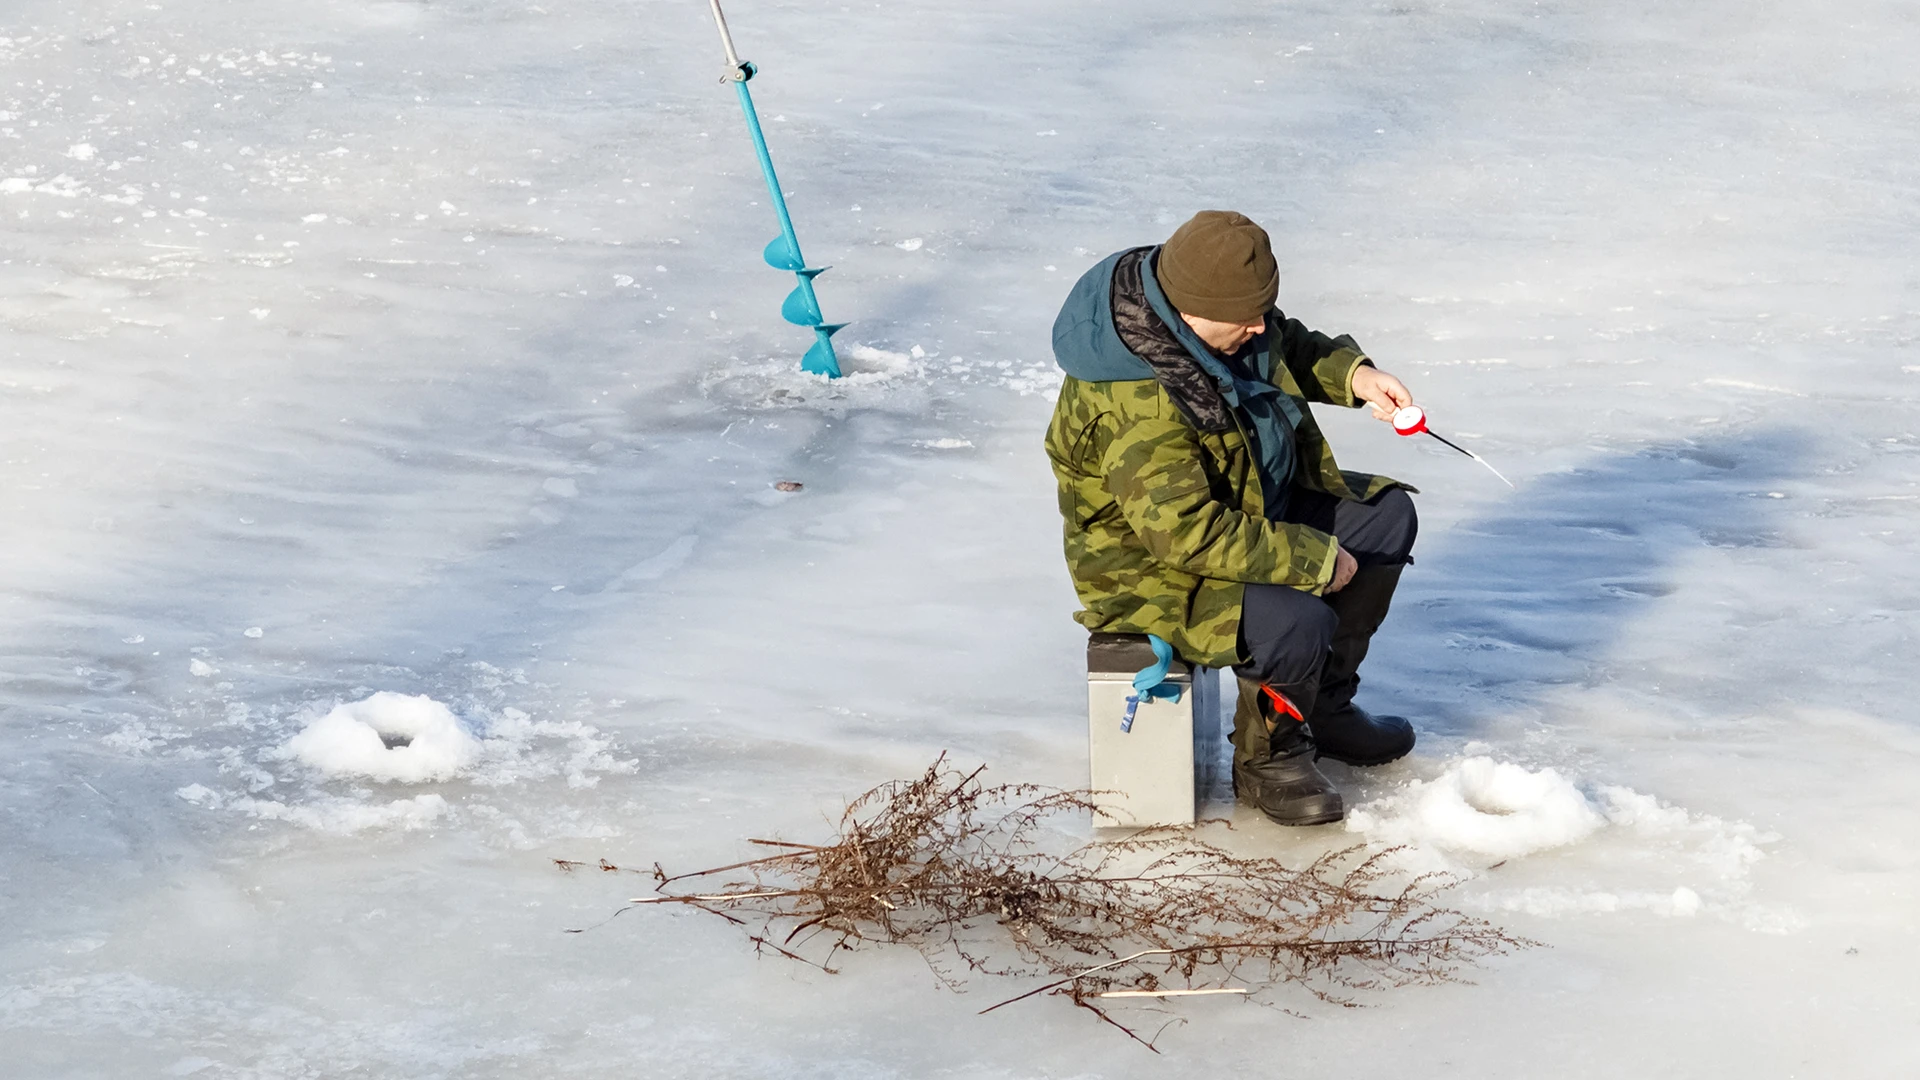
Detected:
left=705, top=0, right=845, bottom=378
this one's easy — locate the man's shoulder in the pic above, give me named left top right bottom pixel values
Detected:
left=1055, top=373, right=1179, bottom=421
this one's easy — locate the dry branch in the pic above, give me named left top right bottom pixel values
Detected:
left=564, top=758, right=1534, bottom=1047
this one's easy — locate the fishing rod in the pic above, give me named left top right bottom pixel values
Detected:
left=1391, top=405, right=1514, bottom=488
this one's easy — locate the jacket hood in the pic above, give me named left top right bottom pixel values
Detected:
left=1051, top=249, right=1157, bottom=381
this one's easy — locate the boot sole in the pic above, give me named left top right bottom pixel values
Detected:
left=1258, top=803, right=1344, bottom=827
left=1230, top=780, right=1345, bottom=827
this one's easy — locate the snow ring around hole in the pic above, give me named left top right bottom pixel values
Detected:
left=283, top=692, right=479, bottom=783
left=1347, top=757, right=1607, bottom=860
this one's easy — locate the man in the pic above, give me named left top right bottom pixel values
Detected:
left=1045, top=210, right=1420, bottom=826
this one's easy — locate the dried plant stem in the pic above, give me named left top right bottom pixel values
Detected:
left=1093, top=988, right=1248, bottom=999
left=629, top=891, right=789, bottom=904
left=979, top=948, right=1175, bottom=1014
left=565, top=758, right=1534, bottom=1047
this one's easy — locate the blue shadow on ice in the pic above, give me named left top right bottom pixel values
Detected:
left=1365, top=426, right=1812, bottom=736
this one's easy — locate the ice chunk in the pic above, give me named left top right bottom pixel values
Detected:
left=175, top=783, right=220, bottom=807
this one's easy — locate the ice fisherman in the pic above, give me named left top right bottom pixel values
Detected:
left=1046, top=210, right=1420, bottom=827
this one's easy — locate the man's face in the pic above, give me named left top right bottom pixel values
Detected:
left=1179, top=311, right=1265, bottom=355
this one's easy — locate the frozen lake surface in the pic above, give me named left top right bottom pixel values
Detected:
left=2, top=0, right=1917, bottom=1075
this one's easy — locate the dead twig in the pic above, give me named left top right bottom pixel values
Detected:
left=1093, top=988, right=1248, bottom=999
left=561, top=759, right=1535, bottom=1046
left=979, top=948, right=1174, bottom=1014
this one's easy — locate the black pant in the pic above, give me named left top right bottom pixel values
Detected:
left=1234, top=487, right=1417, bottom=689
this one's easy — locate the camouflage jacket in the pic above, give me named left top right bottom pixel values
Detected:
left=1045, top=247, right=1403, bottom=668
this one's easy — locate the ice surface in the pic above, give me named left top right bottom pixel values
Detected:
left=3, top=0, right=1919, bottom=1076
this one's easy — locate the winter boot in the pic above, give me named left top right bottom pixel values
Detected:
left=1310, top=564, right=1416, bottom=767
left=1230, top=675, right=1344, bottom=826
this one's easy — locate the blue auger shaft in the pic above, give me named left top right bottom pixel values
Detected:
left=708, top=0, right=843, bottom=378
left=732, top=80, right=800, bottom=279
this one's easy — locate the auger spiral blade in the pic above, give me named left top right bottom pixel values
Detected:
left=803, top=324, right=846, bottom=378
left=781, top=279, right=824, bottom=327
left=763, top=235, right=803, bottom=272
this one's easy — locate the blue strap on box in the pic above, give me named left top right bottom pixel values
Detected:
left=1121, top=634, right=1183, bottom=733
left=1133, top=634, right=1184, bottom=703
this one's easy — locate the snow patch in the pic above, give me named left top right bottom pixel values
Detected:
left=1698, top=377, right=1806, bottom=397
left=1349, top=757, right=1768, bottom=869
left=236, top=792, right=449, bottom=833
left=1350, top=757, right=1781, bottom=925
left=104, top=720, right=186, bottom=753
left=465, top=707, right=637, bottom=790
left=175, top=783, right=219, bottom=806
left=840, top=344, right=920, bottom=378
left=699, top=343, right=927, bottom=412
left=33, top=173, right=85, bottom=197
left=1595, top=783, right=1767, bottom=878
left=172, top=670, right=638, bottom=836
left=1001, top=363, right=1064, bottom=396
left=1480, top=885, right=1704, bottom=918
left=177, top=784, right=449, bottom=834
left=282, top=692, right=479, bottom=783
left=1349, top=757, right=1604, bottom=859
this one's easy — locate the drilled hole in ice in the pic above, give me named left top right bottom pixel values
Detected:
left=1462, top=790, right=1518, bottom=816
left=284, top=692, right=478, bottom=783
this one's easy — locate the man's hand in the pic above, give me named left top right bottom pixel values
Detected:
left=1328, top=543, right=1358, bottom=593
left=1351, top=364, right=1414, bottom=422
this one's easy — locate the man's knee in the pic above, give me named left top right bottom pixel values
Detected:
left=1304, top=598, right=1339, bottom=651
left=1377, top=487, right=1418, bottom=562
left=1237, top=590, right=1337, bottom=687
left=1344, top=487, right=1417, bottom=566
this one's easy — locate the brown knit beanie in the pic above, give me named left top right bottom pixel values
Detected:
left=1155, top=210, right=1278, bottom=323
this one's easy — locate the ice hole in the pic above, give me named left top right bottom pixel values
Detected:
left=284, top=692, right=478, bottom=783
left=1348, top=757, right=1608, bottom=859
left=1462, top=789, right=1518, bottom=817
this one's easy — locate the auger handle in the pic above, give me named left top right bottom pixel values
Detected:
left=708, top=0, right=743, bottom=71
